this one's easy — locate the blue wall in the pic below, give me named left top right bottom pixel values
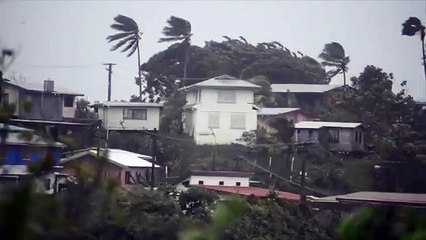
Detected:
left=4, top=146, right=62, bottom=166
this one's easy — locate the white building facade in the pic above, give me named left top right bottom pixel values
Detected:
left=182, top=75, right=260, bottom=145
left=94, top=102, right=163, bottom=131
left=175, top=170, right=253, bottom=192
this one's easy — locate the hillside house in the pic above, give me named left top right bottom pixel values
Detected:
left=175, top=170, right=299, bottom=201
left=61, top=148, right=160, bottom=190
left=271, top=84, right=341, bottom=111
left=0, top=124, right=66, bottom=194
left=181, top=75, right=260, bottom=145
left=92, top=101, right=163, bottom=131
left=3, top=79, right=84, bottom=121
left=294, top=121, right=364, bottom=152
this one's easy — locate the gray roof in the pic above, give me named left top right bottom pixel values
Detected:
left=258, top=108, right=300, bottom=116
left=181, top=75, right=261, bottom=91
left=62, top=148, right=160, bottom=168
left=0, top=124, right=64, bottom=147
left=190, top=170, right=254, bottom=178
left=312, top=191, right=426, bottom=208
left=294, top=121, right=362, bottom=129
left=271, top=84, right=342, bottom=93
left=5, top=80, right=84, bottom=96
left=94, top=101, right=163, bottom=108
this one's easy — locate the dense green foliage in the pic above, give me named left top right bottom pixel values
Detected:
left=141, top=37, right=327, bottom=98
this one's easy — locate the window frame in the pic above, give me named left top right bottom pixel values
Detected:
left=123, top=108, right=148, bottom=120
left=198, top=180, right=204, bottom=185
left=208, top=112, right=220, bottom=129
left=236, top=182, right=241, bottom=186
left=219, top=181, right=224, bottom=186
left=230, top=113, right=246, bottom=130
left=63, top=96, right=74, bottom=107
left=217, top=90, right=236, bottom=104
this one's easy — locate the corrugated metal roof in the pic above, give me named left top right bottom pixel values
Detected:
left=271, top=84, right=342, bottom=93
left=95, top=101, right=163, bottom=108
left=312, top=191, right=426, bottom=208
left=258, top=108, right=300, bottom=116
left=294, top=121, right=362, bottom=129
left=191, top=170, right=254, bottom=178
left=6, top=80, right=84, bottom=96
left=62, top=148, right=160, bottom=168
left=181, top=75, right=261, bottom=91
left=200, top=185, right=299, bottom=201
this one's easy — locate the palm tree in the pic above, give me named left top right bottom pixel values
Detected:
left=319, top=42, right=350, bottom=85
left=158, top=16, right=192, bottom=85
left=402, top=17, right=426, bottom=92
left=107, top=15, right=143, bottom=100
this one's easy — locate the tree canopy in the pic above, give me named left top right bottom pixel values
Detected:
left=141, top=37, right=327, bottom=99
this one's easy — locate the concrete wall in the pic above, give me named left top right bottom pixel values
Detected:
left=184, top=88, right=257, bottom=145
left=189, top=175, right=250, bottom=187
left=99, top=106, right=161, bottom=131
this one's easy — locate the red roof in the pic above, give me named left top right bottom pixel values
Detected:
left=200, top=185, right=299, bottom=201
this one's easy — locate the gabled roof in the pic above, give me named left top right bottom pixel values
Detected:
left=190, top=170, right=254, bottom=178
left=93, top=101, right=163, bottom=108
left=294, top=121, right=362, bottom=129
left=5, top=80, right=84, bottom=96
left=258, top=108, right=300, bottom=116
left=271, top=84, right=342, bottom=93
left=61, top=148, right=160, bottom=168
left=200, top=185, right=299, bottom=201
left=180, top=75, right=261, bottom=91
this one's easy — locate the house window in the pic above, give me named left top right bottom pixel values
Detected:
left=236, top=182, right=241, bottom=186
left=230, top=113, right=246, bottom=129
left=198, top=180, right=204, bottom=185
left=217, top=90, right=236, bottom=103
left=45, top=178, right=51, bottom=190
left=125, top=171, right=131, bottom=184
left=194, top=90, right=201, bottom=103
left=208, top=112, right=220, bottom=129
left=3, top=93, right=9, bottom=105
left=355, top=131, right=358, bottom=143
left=219, top=181, right=224, bottom=186
left=0, top=146, right=7, bottom=160
left=123, top=108, right=147, bottom=120
left=64, top=96, right=74, bottom=107
left=358, top=131, right=363, bottom=143
left=329, top=129, right=340, bottom=143
left=297, top=129, right=300, bottom=134
left=21, top=147, right=31, bottom=160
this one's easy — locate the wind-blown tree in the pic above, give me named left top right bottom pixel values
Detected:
left=402, top=17, right=426, bottom=92
left=319, top=42, right=350, bottom=85
left=107, top=15, right=143, bottom=100
left=142, top=37, right=327, bottom=100
left=159, top=16, right=193, bottom=85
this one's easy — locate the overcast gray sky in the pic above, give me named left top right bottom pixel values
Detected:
left=1, top=0, right=425, bottom=102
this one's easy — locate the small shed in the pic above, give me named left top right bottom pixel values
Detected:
left=294, top=121, right=364, bottom=152
left=61, top=148, right=160, bottom=190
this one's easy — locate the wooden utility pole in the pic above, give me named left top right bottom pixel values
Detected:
left=103, top=63, right=116, bottom=101
left=150, top=128, right=157, bottom=190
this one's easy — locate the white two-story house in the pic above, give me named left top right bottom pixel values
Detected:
left=93, top=101, right=163, bottom=131
left=181, top=75, right=260, bottom=145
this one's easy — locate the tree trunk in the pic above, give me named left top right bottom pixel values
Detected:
left=137, top=41, right=142, bottom=101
